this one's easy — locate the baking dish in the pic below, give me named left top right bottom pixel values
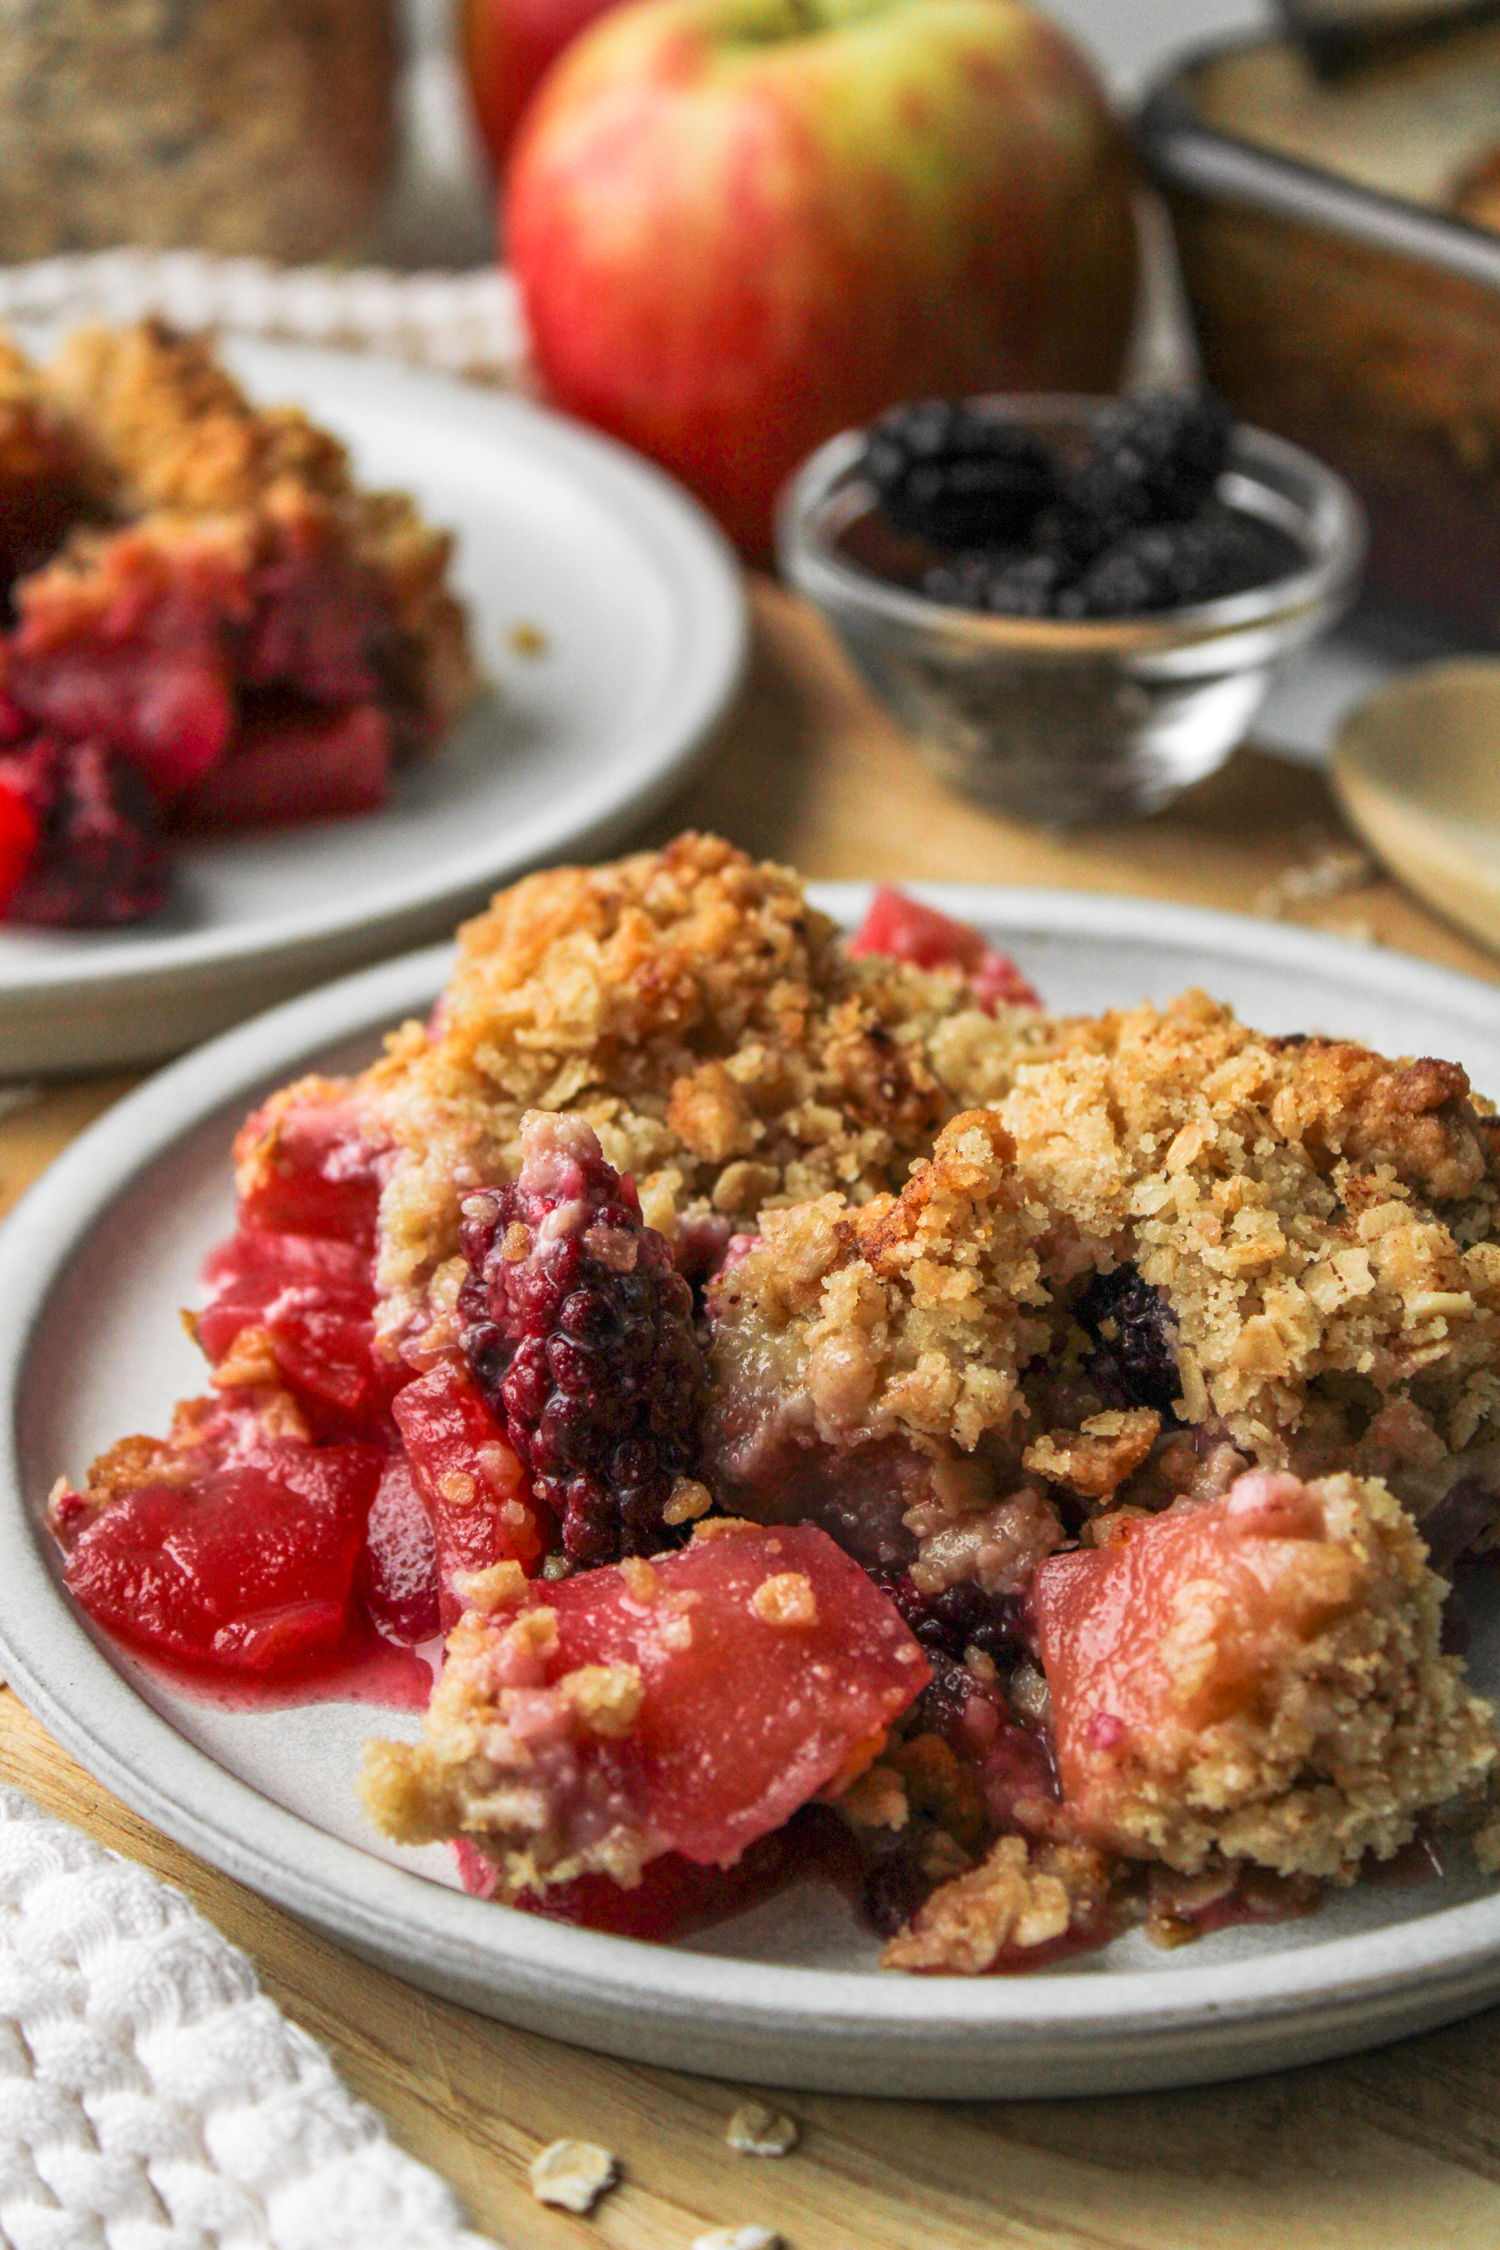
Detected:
left=1138, top=21, right=1500, bottom=641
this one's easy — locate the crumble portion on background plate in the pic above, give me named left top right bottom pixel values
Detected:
left=47, top=835, right=1500, bottom=1972
left=0, top=317, right=475, bottom=924
left=42, top=319, right=474, bottom=751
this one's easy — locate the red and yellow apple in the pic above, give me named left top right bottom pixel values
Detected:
left=462, top=0, right=631, bottom=173
left=507, top=0, right=1139, bottom=558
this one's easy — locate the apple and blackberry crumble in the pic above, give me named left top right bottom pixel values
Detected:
left=47, top=836, right=1500, bottom=1972
left=0, top=317, right=474, bottom=926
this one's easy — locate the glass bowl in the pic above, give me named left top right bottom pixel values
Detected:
left=776, top=397, right=1367, bottom=826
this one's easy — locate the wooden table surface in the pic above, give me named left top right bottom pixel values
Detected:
left=4, top=579, right=1500, bottom=2250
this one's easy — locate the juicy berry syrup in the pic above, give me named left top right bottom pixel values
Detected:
left=126, top=1617, right=435, bottom=1715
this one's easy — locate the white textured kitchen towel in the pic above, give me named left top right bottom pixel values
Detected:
left=0, top=1786, right=498, bottom=2250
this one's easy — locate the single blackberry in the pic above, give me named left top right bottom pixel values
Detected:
left=0, top=732, right=167, bottom=926
left=1065, top=391, right=1233, bottom=545
left=862, top=1843, right=941, bottom=1938
left=1074, top=1265, right=1182, bottom=1419
left=1419, top=1476, right=1498, bottom=1575
left=908, top=1653, right=981, bottom=1745
left=457, top=1111, right=706, bottom=1566
left=1031, top=497, right=1115, bottom=577
left=922, top=549, right=1068, bottom=618
left=1058, top=504, right=1297, bottom=619
left=863, top=400, right=1059, bottom=550
left=877, top=1569, right=1026, bottom=1667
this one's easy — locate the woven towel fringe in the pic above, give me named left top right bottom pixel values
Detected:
left=0, top=1787, right=499, bottom=2250
left=0, top=252, right=526, bottom=388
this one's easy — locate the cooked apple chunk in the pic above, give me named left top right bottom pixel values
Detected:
left=360, top=1521, right=929, bottom=1898
left=1034, top=1470, right=1497, bottom=1880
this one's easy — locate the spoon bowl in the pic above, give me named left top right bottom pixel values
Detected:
left=1333, top=660, right=1500, bottom=955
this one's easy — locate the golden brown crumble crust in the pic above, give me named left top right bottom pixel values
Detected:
left=320, top=835, right=1050, bottom=1345
left=1003, top=991, right=1500, bottom=1519
left=217, top=840, right=1500, bottom=1959
left=881, top=1835, right=1110, bottom=1975
left=706, top=985, right=1500, bottom=1555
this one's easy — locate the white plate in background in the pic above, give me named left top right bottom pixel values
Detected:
left=0, top=336, right=746, bottom=1073
left=2, top=886, right=1500, bottom=2097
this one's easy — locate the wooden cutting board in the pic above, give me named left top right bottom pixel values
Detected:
left=3, top=578, right=1499, bottom=2250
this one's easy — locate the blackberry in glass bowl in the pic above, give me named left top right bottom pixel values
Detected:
left=777, top=393, right=1366, bottom=826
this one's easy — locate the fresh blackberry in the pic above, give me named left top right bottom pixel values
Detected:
left=1065, top=391, right=1233, bottom=544
left=1031, top=497, right=1115, bottom=577
left=0, top=732, right=167, bottom=926
left=1074, top=1265, right=1182, bottom=1419
left=1058, top=504, right=1296, bottom=619
left=457, top=1111, right=706, bottom=1566
left=863, top=400, right=1059, bottom=550
left=922, top=549, right=1068, bottom=618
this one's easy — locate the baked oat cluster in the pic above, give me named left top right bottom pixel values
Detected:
left=49, top=836, right=1500, bottom=1974
left=0, top=317, right=474, bottom=925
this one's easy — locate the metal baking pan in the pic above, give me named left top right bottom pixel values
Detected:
left=1138, top=23, right=1500, bottom=640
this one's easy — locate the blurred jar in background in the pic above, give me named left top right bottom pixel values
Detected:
left=0, top=0, right=397, bottom=262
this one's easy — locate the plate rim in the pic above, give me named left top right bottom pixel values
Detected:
left=5, top=886, right=1500, bottom=2085
left=0, top=338, right=748, bottom=1001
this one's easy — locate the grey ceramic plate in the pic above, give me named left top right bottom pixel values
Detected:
left=3, top=887, right=1500, bottom=2098
left=0, top=336, right=746, bottom=1074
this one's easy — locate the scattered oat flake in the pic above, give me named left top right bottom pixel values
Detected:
left=693, top=2229, right=783, bottom=2250
left=726, top=2102, right=800, bottom=2156
left=528, top=2139, right=620, bottom=2212
left=508, top=620, right=549, bottom=657
left=1253, top=838, right=1373, bottom=921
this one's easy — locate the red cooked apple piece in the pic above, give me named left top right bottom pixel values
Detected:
left=360, top=1456, right=442, bottom=1646
left=358, top=1519, right=931, bottom=1896
left=498, top=1823, right=812, bottom=1936
left=3, top=520, right=241, bottom=798
left=58, top=1425, right=383, bottom=1674
left=1034, top=1471, right=1499, bottom=1880
left=232, top=1084, right=392, bottom=1249
left=4, top=498, right=390, bottom=808
left=0, top=731, right=168, bottom=927
left=848, top=884, right=1040, bottom=1012
left=392, top=1358, right=548, bottom=1621
left=197, top=1225, right=398, bottom=1437
left=0, top=770, right=38, bottom=912
left=174, top=701, right=391, bottom=831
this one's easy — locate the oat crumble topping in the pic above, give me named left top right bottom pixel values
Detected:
left=54, top=835, right=1500, bottom=1977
